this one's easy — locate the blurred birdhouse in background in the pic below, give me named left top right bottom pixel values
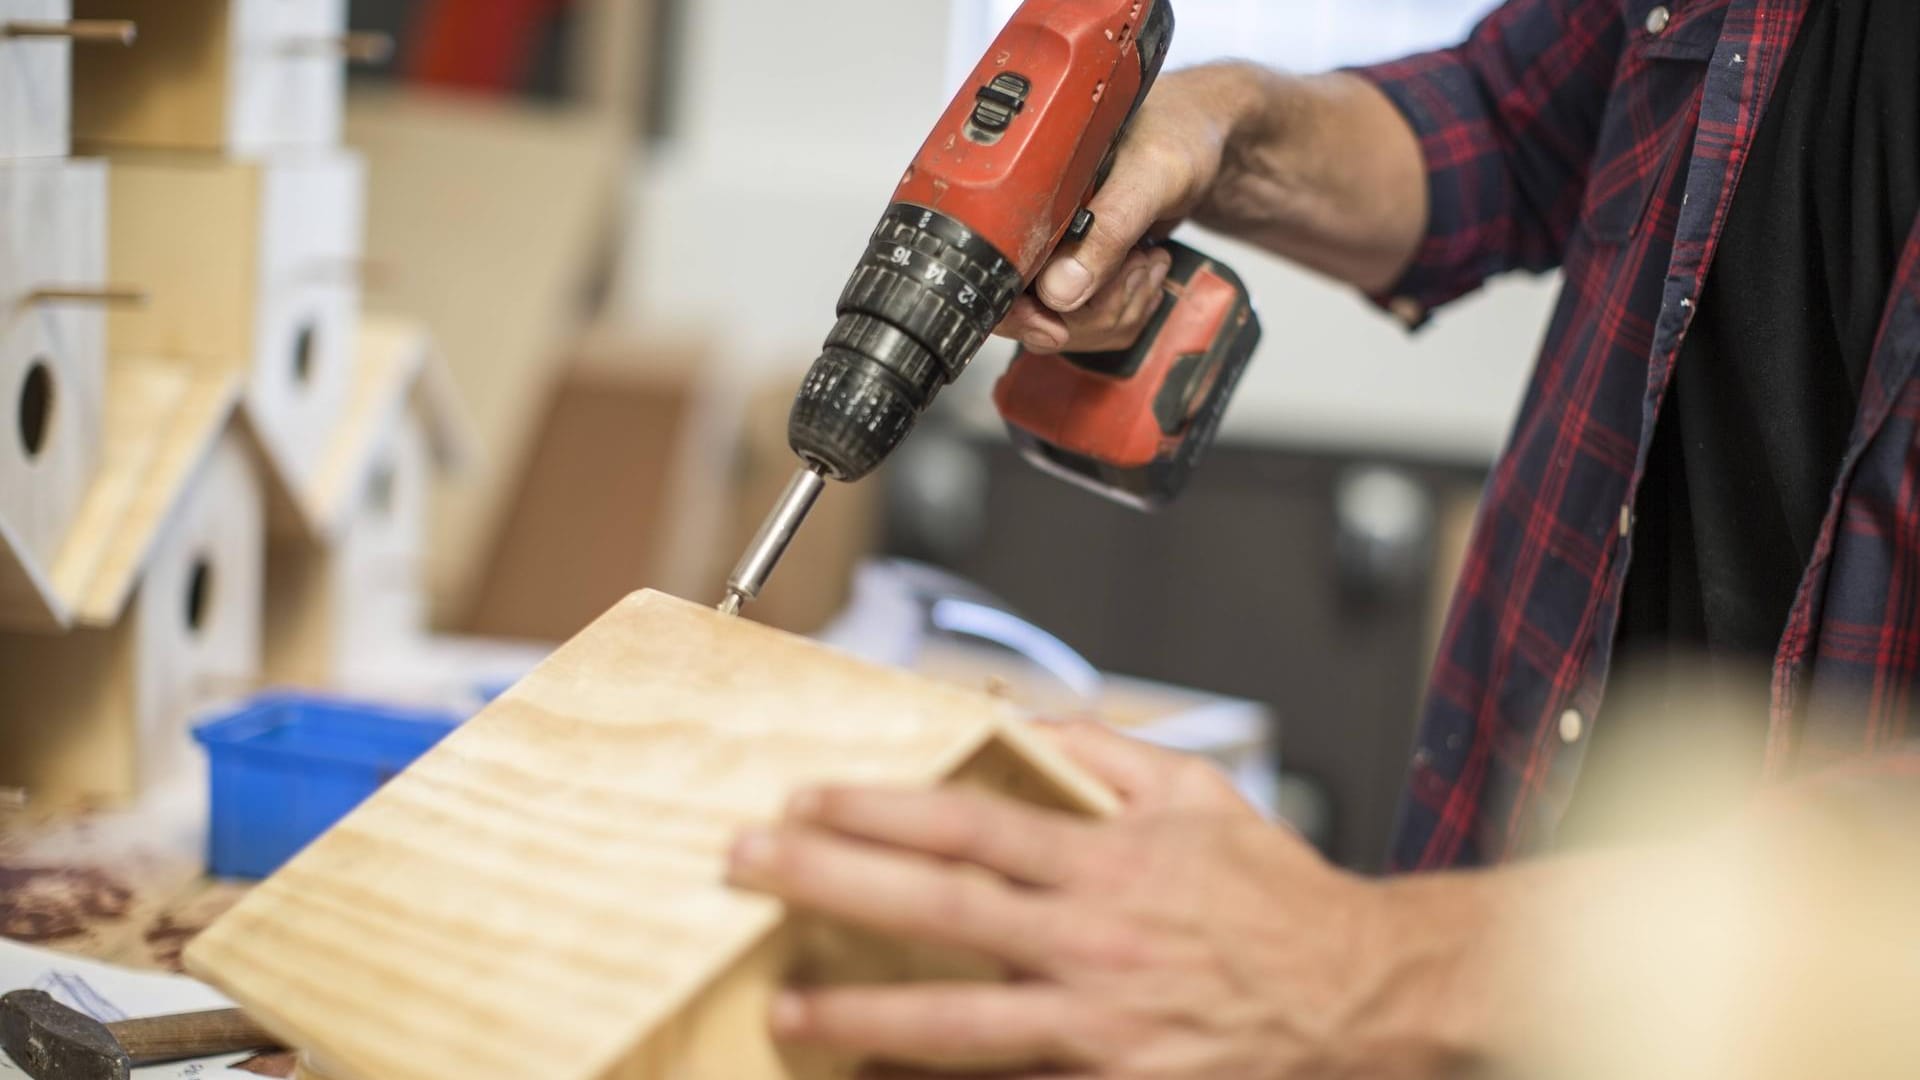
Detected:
left=263, top=315, right=472, bottom=690
left=0, top=364, right=260, bottom=803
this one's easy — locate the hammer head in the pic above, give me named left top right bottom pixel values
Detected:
left=0, top=990, right=131, bottom=1080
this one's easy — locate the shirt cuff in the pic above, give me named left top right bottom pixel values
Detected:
left=1346, top=53, right=1493, bottom=331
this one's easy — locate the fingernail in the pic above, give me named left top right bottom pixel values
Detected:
left=1146, top=259, right=1172, bottom=296
left=1024, top=328, right=1064, bottom=351
left=1122, top=265, right=1151, bottom=306
left=771, top=991, right=806, bottom=1036
left=731, top=828, right=775, bottom=874
left=1039, top=257, right=1094, bottom=311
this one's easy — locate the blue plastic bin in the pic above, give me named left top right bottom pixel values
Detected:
left=194, top=694, right=461, bottom=880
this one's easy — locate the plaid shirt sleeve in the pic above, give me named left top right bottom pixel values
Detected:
left=1349, top=0, right=1627, bottom=317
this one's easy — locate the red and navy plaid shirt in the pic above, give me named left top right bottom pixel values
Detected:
left=1353, top=0, right=1920, bottom=870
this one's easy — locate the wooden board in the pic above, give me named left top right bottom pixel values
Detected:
left=0, top=0, right=70, bottom=159
left=105, top=151, right=364, bottom=505
left=72, top=0, right=345, bottom=153
left=188, top=590, right=1114, bottom=1080
left=0, top=159, right=106, bottom=619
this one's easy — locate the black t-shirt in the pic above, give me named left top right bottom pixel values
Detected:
left=1565, top=0, right=1920, bottom=844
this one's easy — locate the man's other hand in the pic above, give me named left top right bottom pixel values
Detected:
left=726, top=720, right=1471, bottom=1079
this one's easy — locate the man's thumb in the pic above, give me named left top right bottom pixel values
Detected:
left=1035, top=179, right=1162, bottom=313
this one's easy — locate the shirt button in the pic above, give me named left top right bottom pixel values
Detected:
left=1559, top=708, right=1586, bottom=744
left=1619, top=504, right=1633, bottom=538
left=1645, top=5, right=1672, bottom=34
left=1388, top=297, right=1426, bottom=328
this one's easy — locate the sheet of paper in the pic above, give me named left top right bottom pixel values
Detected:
left=0, top=938, right=271, bottom=1077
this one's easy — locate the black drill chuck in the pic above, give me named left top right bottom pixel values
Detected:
left=789, top=203, right=1024, bottom=481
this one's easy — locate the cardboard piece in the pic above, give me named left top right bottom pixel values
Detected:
left=466, top=341, right=876, bottom=641
left=462, top=340, right=708, bottom=641
left=188, top=589, right=1114, bottom=1080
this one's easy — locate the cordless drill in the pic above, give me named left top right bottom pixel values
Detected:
left=720, top=0, right=1261, bottom=615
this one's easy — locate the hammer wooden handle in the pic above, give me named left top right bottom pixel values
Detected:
left=107, top=1008, right=279, bottom=1066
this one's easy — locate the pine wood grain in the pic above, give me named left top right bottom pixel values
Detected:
left=72, top=0, right=346, bottom=153
left=189, top=590, right=1114, bottom=1080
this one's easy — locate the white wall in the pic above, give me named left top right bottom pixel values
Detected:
left=619, top=0, right=1557, bottom=465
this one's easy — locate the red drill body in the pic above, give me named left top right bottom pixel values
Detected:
left=896, top=1, right=1152, bottom=279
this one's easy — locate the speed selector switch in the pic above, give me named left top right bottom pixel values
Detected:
left=969, top=72, right=1032, bottom=138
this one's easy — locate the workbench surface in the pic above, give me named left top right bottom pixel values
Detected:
left=0, top=781, right=248, bottom=973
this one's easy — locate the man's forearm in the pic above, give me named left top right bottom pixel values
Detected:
left=996, top=60, right=1432, bottom=349
left=1366, top=853, right=1620, bottom=1071
left=1188, top=64, right=1430, bottom=294
left=1373, top=777, right=1920, bottom=1079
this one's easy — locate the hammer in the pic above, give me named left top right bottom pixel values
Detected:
left=1, top=990, right=280, bottom=1079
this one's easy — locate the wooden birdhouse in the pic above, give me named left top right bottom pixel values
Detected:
left=103, top=149, right=365, bottom=511
left=0, top=358, right=263, bottom=803
left=71, top=0, right=364, bottom=154
left=261, top=315, right=473, bottom=688
left=188, top=590, right=1115, bottom=1080
left=0, top=157, right=106, bottom=626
